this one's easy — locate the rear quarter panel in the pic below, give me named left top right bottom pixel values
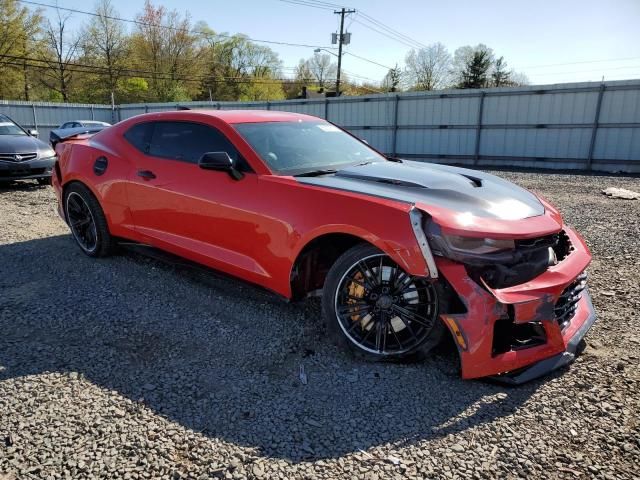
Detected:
left=55, top=136, right=136, bottom=239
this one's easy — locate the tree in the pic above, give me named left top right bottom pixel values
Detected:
left=491, top=56, right=511, bottom=87
left=39, top=7, right=82, bottom=102
left=200, top=33, right=283, bottom=101
left=509, top=72, right=530, bottom=87
left=452, top=44, right=494, bottom=88
left=80, top=0, right=129, bottom=102
left=0, top=0, right=43, bottom=100
left=282, top=58, right=315, bottom=98
left=460, top=50, right=492, bottom=88
left=306, top=52, right=337, bottom=90
left=382, top=64, right=402, bottom=92
left=404, top=43, right=451, bottom=91
left=130, top=0, right=199, bottom=102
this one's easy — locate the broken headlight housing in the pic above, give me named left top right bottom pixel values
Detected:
left=425, top=221, right=516, bottom=264
left=425, top=219, right=558, bottom=289
left=442, top=235, right=515, bottom=256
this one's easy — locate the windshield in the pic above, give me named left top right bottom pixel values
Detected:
left=234, top=121, right=386, bottom=174
left=0, top=115, right=26, bottom=136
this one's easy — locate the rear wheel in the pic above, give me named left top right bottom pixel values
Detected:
left=322, top=244, right=444, bottom=361
left=64, top=183, right=114, bottom=257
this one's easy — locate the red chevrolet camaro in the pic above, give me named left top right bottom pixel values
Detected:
left=52, top=110, right=596, bottom=384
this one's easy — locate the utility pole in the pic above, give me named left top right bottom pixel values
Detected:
left=334, top=8, right=355, bottom=96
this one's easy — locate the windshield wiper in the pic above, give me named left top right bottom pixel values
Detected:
left=294, top=169, right=338, bottom=177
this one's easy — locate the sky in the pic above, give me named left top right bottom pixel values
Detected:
left=40, top=0, right=640, bottom=87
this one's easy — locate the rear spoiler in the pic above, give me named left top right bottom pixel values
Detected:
left=50, top=127, right=105, bottom=147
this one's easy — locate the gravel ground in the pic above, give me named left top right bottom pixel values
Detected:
left=1, top=171, right=639, bottom=480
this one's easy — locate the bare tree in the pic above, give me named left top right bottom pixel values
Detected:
left=509, top=72, right=530, bottom=87
left=294, top=58, right=314, bottom=85
left=39, top=8, right=82, bottom=101
left=404, top=42, right=451, bottom=91
left=306, top=53, right=337, bottom=89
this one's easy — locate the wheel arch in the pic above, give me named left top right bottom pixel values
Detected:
left=288, top=226, right=422, bottom=301
left=61, top=177, right=103, bottom=219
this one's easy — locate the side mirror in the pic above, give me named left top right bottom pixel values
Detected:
left=199, top=152, right=244, bottom=180
left=27, top=129, right=39, bottom=138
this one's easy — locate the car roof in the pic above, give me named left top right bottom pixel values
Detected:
left=129, top=110, right=321, bottom=125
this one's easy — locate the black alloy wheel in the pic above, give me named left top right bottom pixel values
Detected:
left=66, top=191, right=98, bottom=254
left=63, top=183, right=114, bottom=257
left=323, top=244, right=442, bottom=359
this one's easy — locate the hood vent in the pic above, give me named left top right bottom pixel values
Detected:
left=462, top=174, right=483, bottom=188
left=336, top=170, right=424, bottom=188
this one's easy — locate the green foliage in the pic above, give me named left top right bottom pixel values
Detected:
left=1, top=0, right=531, bottom=103
left=0, top=0, right=42, bottom=100
left=460, top=49, right=492, bottom=88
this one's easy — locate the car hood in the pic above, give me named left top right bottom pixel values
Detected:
left=0, top=135, right=51, bottom=155
left=296, top=160, right=545, bottom=221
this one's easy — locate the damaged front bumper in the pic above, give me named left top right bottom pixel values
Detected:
left=437, top=226, right=596, bottom=384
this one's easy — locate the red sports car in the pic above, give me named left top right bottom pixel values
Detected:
left=52, top=110, right=595, bottom=384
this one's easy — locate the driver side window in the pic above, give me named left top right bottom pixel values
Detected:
left=147, top=121, right=253, bottom=172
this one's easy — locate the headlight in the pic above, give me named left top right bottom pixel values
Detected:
left=443, top=235, right=515, bottom=255
left=40, top=148, right=56, bottom=159
left=424, top=219, right=516, bottom=261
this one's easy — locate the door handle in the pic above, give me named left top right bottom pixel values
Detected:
left=137, top=170, right=156, bottom=180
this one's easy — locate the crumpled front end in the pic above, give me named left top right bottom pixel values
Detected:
left=435, top=225, right=595, bottom=383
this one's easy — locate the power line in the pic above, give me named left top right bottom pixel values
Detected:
left=3, top=52, right=390, bottom=90
left=0, top=53, right=321, bottom=85
left=355, top=12, right=427, bottom=50
left=343, top=51, right=393, bottom=71
left=351, top=17, right=421, bottom=50
left=18, top=0, right=337, bottom=50
left=278, top=0, right=334, bottom=11
left=276, top=0, right=428, bottom=50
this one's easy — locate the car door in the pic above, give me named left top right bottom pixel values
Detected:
left=125, top=120, right=274, bottom=283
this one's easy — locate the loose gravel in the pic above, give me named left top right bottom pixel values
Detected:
left=1, top=171, right=639, bottom=480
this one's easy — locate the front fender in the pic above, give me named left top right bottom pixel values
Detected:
left=293, top=221, right=429, bottom=281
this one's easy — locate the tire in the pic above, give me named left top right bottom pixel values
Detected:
left=37, top=177, right=51, bottom=186
left=322, top=243, right=444, bottom=361
left=63, top=182, right=114, bottom=257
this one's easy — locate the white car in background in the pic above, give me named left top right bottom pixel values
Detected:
left=49, top=120, right=111, bottom=147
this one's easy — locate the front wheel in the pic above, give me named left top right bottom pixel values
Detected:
left=322, top=244, right=444, bottom=361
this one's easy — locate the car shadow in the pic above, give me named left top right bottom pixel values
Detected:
left=0, top=234, right=543, bottom=462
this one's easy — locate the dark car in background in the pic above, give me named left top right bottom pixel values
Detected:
left=0, top=114, right=56, bottom=185
left=49, top=120, right=111, bottom=147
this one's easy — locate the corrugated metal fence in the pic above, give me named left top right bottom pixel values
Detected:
left=0, top=99, right=115, bottom=143
left=3, top=80, right=640, bottom=173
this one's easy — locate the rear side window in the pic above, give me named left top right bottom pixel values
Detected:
left=147, top=121, right=252, bottom=171
left=124, top=122, right=153, bottom=153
